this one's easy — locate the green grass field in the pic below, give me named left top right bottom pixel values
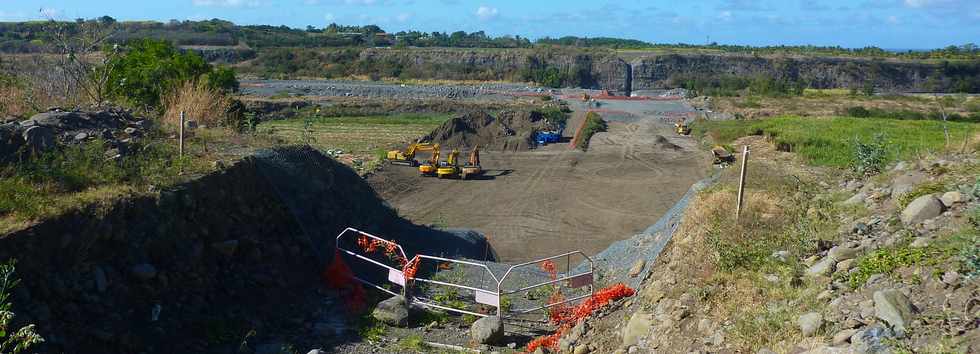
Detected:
left=693, top=116, right=979, bottom=167
left=258, top=113, right=451, bottom=161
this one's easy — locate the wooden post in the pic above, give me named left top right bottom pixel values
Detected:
left=179, top=111, right=185, bottom=158
left=736, top=145, right=749, bottom=222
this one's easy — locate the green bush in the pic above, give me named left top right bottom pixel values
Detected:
left=108, top=39, right=237, bottom=108
left=851, top=133, right=889, bottom=176
left=0, top=260, right=45, bottom=353
left=846, top=106, right=871, bottom=118
left=848, top=245, right=940, bottom=287
left=576, top=112, right=607, bottom=150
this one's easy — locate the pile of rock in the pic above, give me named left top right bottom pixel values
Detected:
left=0, top=107, right=152, bottom=162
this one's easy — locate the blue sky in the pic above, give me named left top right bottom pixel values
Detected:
left=2, top=1, right=978, bottom=49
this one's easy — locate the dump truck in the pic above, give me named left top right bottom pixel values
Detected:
left=461, top=146, right=483, bottom=180
left=437, top=148, right=461, bottom=179
left=387, top=142, right=435, bottom=166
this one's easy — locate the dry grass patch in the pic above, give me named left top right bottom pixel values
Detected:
left=163, top=81, right=233, bottom=127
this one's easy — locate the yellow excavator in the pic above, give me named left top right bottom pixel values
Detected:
left=418, top=144, right=441, bottom=176
left=675, top=121, right=691, bottom=135
left=461, top=146, right=482, bottom=180
left=437, top=148, right=461, bottom=179
left=387, top=142, right=435, bottom=166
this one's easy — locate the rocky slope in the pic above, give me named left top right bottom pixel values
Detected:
left=544, top=137, right=978, bottom=354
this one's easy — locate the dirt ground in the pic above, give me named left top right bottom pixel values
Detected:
left=368, top=98, right=711, bottom=262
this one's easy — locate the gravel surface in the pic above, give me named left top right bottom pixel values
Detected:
left=241, top=79, right=556, bottom=100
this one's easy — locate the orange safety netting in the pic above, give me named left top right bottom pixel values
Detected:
left=525, top=283, right=636, bottom=353
left=322, top=249, right=367, bottom=313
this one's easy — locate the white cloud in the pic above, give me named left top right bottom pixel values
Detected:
left=0, top=10, right=27, bottom=21
left=324, top=13, right=336, bottom=21
left=476, top=5, right=499, bottom=20
left=886, top=15, right=900, bottom=23
left=192, top=0, right=260, bottom=7
left=396, top=12, right=413, bottom=22
left=344, top=0, right=378, bottom=4
left=903, top=0, right=957, bottom=8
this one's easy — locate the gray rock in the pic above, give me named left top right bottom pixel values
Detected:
left=371, top=296, right=410, bottom=327
left=843, top=192, right=868, bottom=206
left=212, top=240, right=239, bottom=257
left=900, top=195, right=944, bottom=225
left=800, top=346, right=857, bottom=354
left=255, top=343, right=284, bottom=354
left=628, top=259, right=645, bottom=278
left=941, top=271, right=960, bottom=286
left=573, top=344, right=590, bottom=354
left=873, top=289, right=915, bottom=334
left=892, top=161, right=908, bottom=171
left=130, top=264, right=157, bottom=280
left=837, top=259, right=857, bottom=272
left=622, top=311, right=653, bottom=347
left=891, top=172, right=927, bottom=200
left=757, top=349, right=778, bottom=354
left=22, top=126, right=55, bottom=153
left=846, top=180, right=863, bottom=192
left=74, top=132, right=88, bottom=141
left=771, top=250, right=790, bottom=262
left=910, top=237, right=932, bottom=248
left=94, top=266, right=108, bottom=293
left=833, top=329, right=860, bottom=345
left=470, top=316, right=504, bottom=345
left=939, top=191, right=964, bottom=207
left=307, top=350, right=326, bottom=354
left=807, top=256, right=836, bottom=276
left=850, top=324, right=894, bottom=353
left=123, top=127, right=137, bottom=135
left=829, top=243, right=864, bottom=262
left=851, top=221, right=870, bottom=235
left=798, top=312, right=823, bottom=337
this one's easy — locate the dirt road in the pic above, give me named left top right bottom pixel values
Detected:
left=368, top=99, right=710, bottom=262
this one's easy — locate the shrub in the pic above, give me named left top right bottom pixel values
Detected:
left=848, top=244, right=940, bottom=287
left=846, top=106, right=871, bottom=118
left=108, top=39, right=237, bottom=109
left=851, top=133, right=889, bottom=176
left=162, top=81, right=233, bottom=128
left=576, top=112, right=607, bottom=150
left=0, top=260, right=45, bottom=354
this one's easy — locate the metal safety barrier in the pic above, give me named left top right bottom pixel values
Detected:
left=333, top=228, right=595, bottom=319
left=334, top=227, right=409, bottom=297
left=497, top=251, right=594, bottom=316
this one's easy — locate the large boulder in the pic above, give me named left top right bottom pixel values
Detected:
left=0, top=123, right=25, bottom=161
left=890, top=172, right=927, bottom=200
left=371, top=296, right=411, bottom=327
left=807, top=256, right=836, bottom=277
left=900, top=195, right=944, bottom=225
left=22, top=125, right=55, bottom=154
left=828, top=243, right=864, bottom=262
left=21, top=111, right=89, bottom=130
left=873, top=289, right=915, bottom=334
left=939, top=191, right=965, bottom=207
left=470, top=315, right=504, bottom=345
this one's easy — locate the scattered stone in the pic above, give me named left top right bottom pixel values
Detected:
left=764, top=274, right=780, bottom=283
left=628, top=259, right=645, bottom=278
left=93, top=266, right=108, bottom=293
left=850, top=324, right=894, bottom=354
left=123, top=127, right=138, bottom=135
left=807, top=257, right=836, bottom=277
left=817, top=290, right=834, bottom=301
left=900, top=195, right=944, bottom=225
left=211, top=240, right=239, bottom=257
left=757, top=349, right=778, bottom=354
left=307, top=350, right=326, bottom=354
left=771, top=250, right=790, bottom=262
left=829, top=243, right=864, bottom=262
left=470, top=316, right=504, bottom=345
left=622, top=312, right=653, bottom=347
left=845, top=180, right=863, bottom=192
left=892, top=161, right=908, bottom=171
left=939, top=191, right=964, bottom=207
left=130, top=264, right=157, bottom=281
left=837, top=259, right=856, bottom=272
left=798, top=312, right=823, bottom=337
left=800, top=345, right=856, bottom=354
left=941, top=271, right=960, bottom=287
left=873, top=289, right=915, bottom=334
left=74, top=132, right=88, bottom=141
left=573, top=344, right=590, bottom=354
left=371, top=296, right=410, bottom=327
left=850, top=221, right=870, bottom=235
left=843, top=192, right=867, bottom=206
left=255, top=343, right=284, bottom=354
left=910, top=237, right=932, bottom=248
left=833, top=329, right=859, bottom=345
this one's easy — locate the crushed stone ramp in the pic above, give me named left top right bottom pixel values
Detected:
left=590, top=171, right=719, bottom=289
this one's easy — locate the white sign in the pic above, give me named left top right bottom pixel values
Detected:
left=475, top=290, right=500, bottom=307
left=388, top=269, right=405, bottom=286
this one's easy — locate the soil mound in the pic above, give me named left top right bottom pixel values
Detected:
left=424, top=110, right=552, bottom=151
left=654, top=135, right=682, bottom=150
